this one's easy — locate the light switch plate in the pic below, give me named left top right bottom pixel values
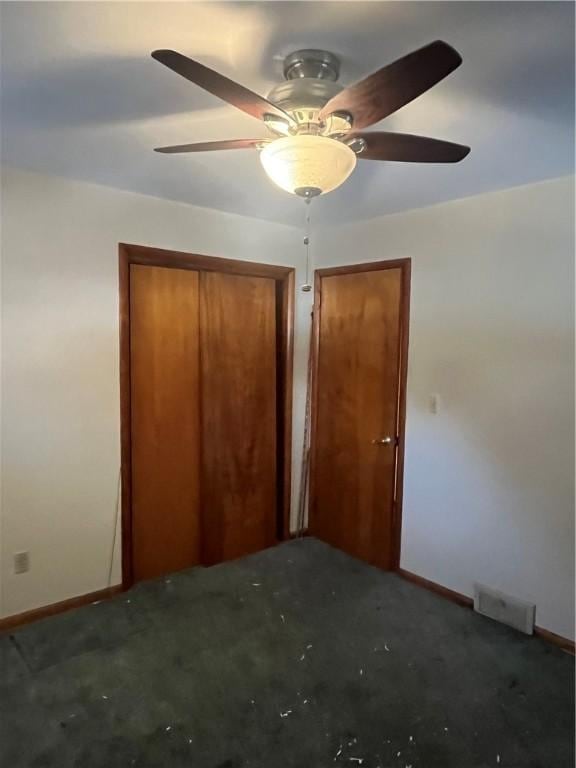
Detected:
left=14, top=551, right=30, bottom=574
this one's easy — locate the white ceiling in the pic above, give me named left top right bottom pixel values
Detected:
left=1, top=1, right=574, bottom=226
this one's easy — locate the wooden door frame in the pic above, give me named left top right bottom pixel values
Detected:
left=119, top=243, right=295, bottom=588
left=308, top=258, right=411, bottom=570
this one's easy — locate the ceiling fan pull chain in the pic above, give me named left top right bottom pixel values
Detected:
left=301, top=199, right=313, bottom=293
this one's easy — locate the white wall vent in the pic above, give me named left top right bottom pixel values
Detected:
left=473, top=583, right=535, bottom=635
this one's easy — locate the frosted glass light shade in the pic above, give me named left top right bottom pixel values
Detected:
left=260, top=135, right=357, bottom=196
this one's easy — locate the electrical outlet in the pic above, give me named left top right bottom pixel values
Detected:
left=14, top=551, right=30, bottom=574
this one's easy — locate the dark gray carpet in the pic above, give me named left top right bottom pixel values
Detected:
left=1, top=538, right=573, bottom=768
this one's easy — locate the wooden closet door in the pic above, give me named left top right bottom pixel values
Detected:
left=130, top=265, right=201, bottom=581
left=310, top=267, right=404, bottom=569
left=200, top=271, right=277, bottom=563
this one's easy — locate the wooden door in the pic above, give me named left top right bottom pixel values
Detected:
left=130, top=265, right=201, bottom=581
left=121, top=244, right=294, bottom=587
left=309, top=262, right=410, bottom=569
left=200, top=271, right=277, bottom=563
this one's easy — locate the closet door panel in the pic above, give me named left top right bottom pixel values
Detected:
left=130, top=264, right=201, bottom=581
left=200, top=271, right=277, bottom=563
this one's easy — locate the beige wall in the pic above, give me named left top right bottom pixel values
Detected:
left=0, top=167, right=310, bottom=617
left=317, top=176, right=575, bottom=640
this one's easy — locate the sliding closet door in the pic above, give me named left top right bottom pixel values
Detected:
left=200, top=271, right=277, bottom=564
left=130, top=265, right=201, bottom=581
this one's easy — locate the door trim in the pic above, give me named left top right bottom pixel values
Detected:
left=119, top=243, right=295, bottom=588
left=308, top=258, right=411, bottom=570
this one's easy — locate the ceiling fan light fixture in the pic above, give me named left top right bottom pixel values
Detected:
left=259, top=135, right=357, bottom=196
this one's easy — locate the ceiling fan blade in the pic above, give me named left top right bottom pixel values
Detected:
left=319, top=41, right=462, bottom=130
left=346, top=131, right=470, bottom=163
left=152, top=50, right=295, bottom=126
left=154, top=139, right=269, bottom=154
left=351, top=132, right=470, bottom=162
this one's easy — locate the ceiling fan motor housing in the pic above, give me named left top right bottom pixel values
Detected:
left=283, top=49, right=341, bottom=81
left=266, top=50, right=352, bottom=136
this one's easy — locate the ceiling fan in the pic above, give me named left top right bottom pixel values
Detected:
left=152, top=41, right=470, bottom=198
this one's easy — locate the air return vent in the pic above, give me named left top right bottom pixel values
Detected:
left=474, top=584, right=535, bottom=635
